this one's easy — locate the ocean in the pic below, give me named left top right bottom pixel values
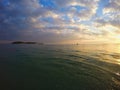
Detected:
left=0, top=44, right=120, bottom=90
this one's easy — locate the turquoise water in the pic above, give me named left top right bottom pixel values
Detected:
left=0, top=44, right=120, bottom=90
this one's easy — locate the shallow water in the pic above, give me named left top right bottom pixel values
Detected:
left=0, top=44, right=120, bottom=90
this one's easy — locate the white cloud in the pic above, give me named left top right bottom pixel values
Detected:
left=1, top=0, right=120, bottom=44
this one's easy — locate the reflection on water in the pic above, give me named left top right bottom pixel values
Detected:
left=74, top=44, right=120, bottom=53
left=0, top=44, right=120, bottom=90
left=116, top=59, right=120, bottom=65
left=71, top=44, right=120, bottom=65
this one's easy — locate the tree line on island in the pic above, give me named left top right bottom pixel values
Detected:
left=12, top=41, right=44, bottom=45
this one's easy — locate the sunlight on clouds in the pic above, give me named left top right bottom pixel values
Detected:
left=0, top=0, right=120, bottom=44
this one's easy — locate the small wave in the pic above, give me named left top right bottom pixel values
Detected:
left=67, top=55, right=80, bottom=58
left=112, top=77, right=120, bottom=86
left=115, top=72, right=120, bottom=76
left=111, top=54, right=120, bottom=59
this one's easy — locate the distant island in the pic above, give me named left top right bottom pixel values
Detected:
left=12, top=41, right=44, bottom=45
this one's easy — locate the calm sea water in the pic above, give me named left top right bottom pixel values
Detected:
left=0, top=44, right=120, bottom=90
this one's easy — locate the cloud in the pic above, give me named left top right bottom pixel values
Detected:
left=103, top=0, right=120, bottom=14
left=102, top=0, right=120, bottom=27
left=0, top=0, right=120, bottom=44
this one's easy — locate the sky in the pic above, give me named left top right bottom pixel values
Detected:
left=0, top=0, right=120, bottom=44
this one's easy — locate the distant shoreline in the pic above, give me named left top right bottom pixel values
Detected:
left=12, top=41, right=44, bottom=45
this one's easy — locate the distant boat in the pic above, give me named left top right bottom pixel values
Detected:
left=76, top=43, right=79, bottom=45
